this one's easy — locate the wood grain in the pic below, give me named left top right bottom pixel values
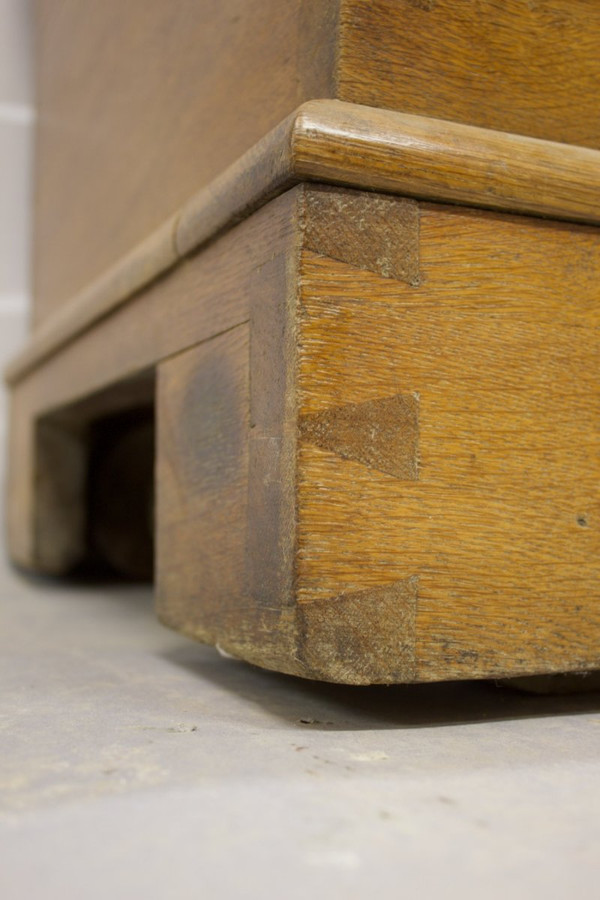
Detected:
left=297, top=578, right=419, bottom=683
left=33, top=0, right=338, bottom=325
left=10, top=190, right=297, bottom=411
left=156, top=326, right=251, bottom=644
left=6, top=189, right=300, bottom=577
left=291, top=102, right=600, bottom=226
left=7, top=181, right=600, bottom=683
left=296, top=197, right=600, bottom=681
left=157, top=187, right=303, bottom=675
left=303, top=185, right=420, bottom=284
left=31, top=0, right=599, bottom=334
left=299, top=394, right=419, bottom=480
left=10, top=100, right=600, bottom=386
left=338, top=0, right=600, bottom=148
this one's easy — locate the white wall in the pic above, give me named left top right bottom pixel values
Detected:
left=0, top=0, right=34, bottom=432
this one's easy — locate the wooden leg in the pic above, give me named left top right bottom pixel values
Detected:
left=7, top=390, right=88, bottom=576
left=7, top=376, right=155, bottom=578
left=155, top=281, right=301, bottom=674
left=156, top=326, right=251, bottom=646
left=6, top=184, right=600, bottom=683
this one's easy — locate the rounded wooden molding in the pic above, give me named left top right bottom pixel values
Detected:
left=7, top=99, right=600, bottom=384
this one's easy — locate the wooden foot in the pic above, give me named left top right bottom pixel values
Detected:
left=7, top=375, right=155, bottom=578
left=155, top=186, right=600, bottom=683
left=6, top=184, right=600, bottom=683
left=7, top=390, right=87, bottom=575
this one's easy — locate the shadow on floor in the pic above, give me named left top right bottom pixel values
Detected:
left=13, top=565, right=600, bottom=732
left=162, top=644, right=600, bottom=732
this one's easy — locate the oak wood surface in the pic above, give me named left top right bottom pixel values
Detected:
left=32, top=0, right=600, bottom=333
left=156, top=190, right=302, bottom=674
left=9, top=101, right=600, bottom=386
left=15, top=1, right=600, bottom=683
left=296, top=196, right=600, bottom=681
left=157, top=327, right=251, bottom=645
left=291, top=103, right=600, bottom=226
left=155, top=186, right=600, bottom=682
left=7, top=184, right=600, bottom=682
left=338, top=0, right=600, bottom=148
left=6, top=189, right=299, bottom=573
left=33, top=0, right=337, bottom=326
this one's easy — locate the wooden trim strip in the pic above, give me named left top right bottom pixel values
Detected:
left=292, top=102, right=600, bottom=225
left=7, top=99, right=600, bottom=384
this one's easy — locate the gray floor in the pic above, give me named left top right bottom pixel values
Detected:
left=1, top=552, right=599, bottom=899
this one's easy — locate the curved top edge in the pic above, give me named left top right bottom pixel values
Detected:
left=292, top=100, right=600, bottom=223
left=7, top=99, right=600, bottom=385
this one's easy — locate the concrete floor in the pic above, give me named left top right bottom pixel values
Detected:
left=1, top=552, right=599, bottom=899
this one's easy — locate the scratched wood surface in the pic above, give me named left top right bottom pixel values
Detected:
left=8, top=184, right=600, bottom=683
left=151, top=185, right=600, bottom=683
left=338, top=0, right=600, bottom=148
left=296, top=189, right=600, bottom=681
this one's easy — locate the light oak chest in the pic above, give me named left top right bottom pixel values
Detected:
left=7, top=0, right=600, bottom=683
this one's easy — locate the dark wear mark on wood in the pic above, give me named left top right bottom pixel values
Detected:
left=299, top=393, right=419, bottom=479
left=297, top=577, right=418, bottom=684
left=303, top=186, right=420, bottom=284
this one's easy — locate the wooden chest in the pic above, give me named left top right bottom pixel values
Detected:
left=7, top=1, right=600, bottom=683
